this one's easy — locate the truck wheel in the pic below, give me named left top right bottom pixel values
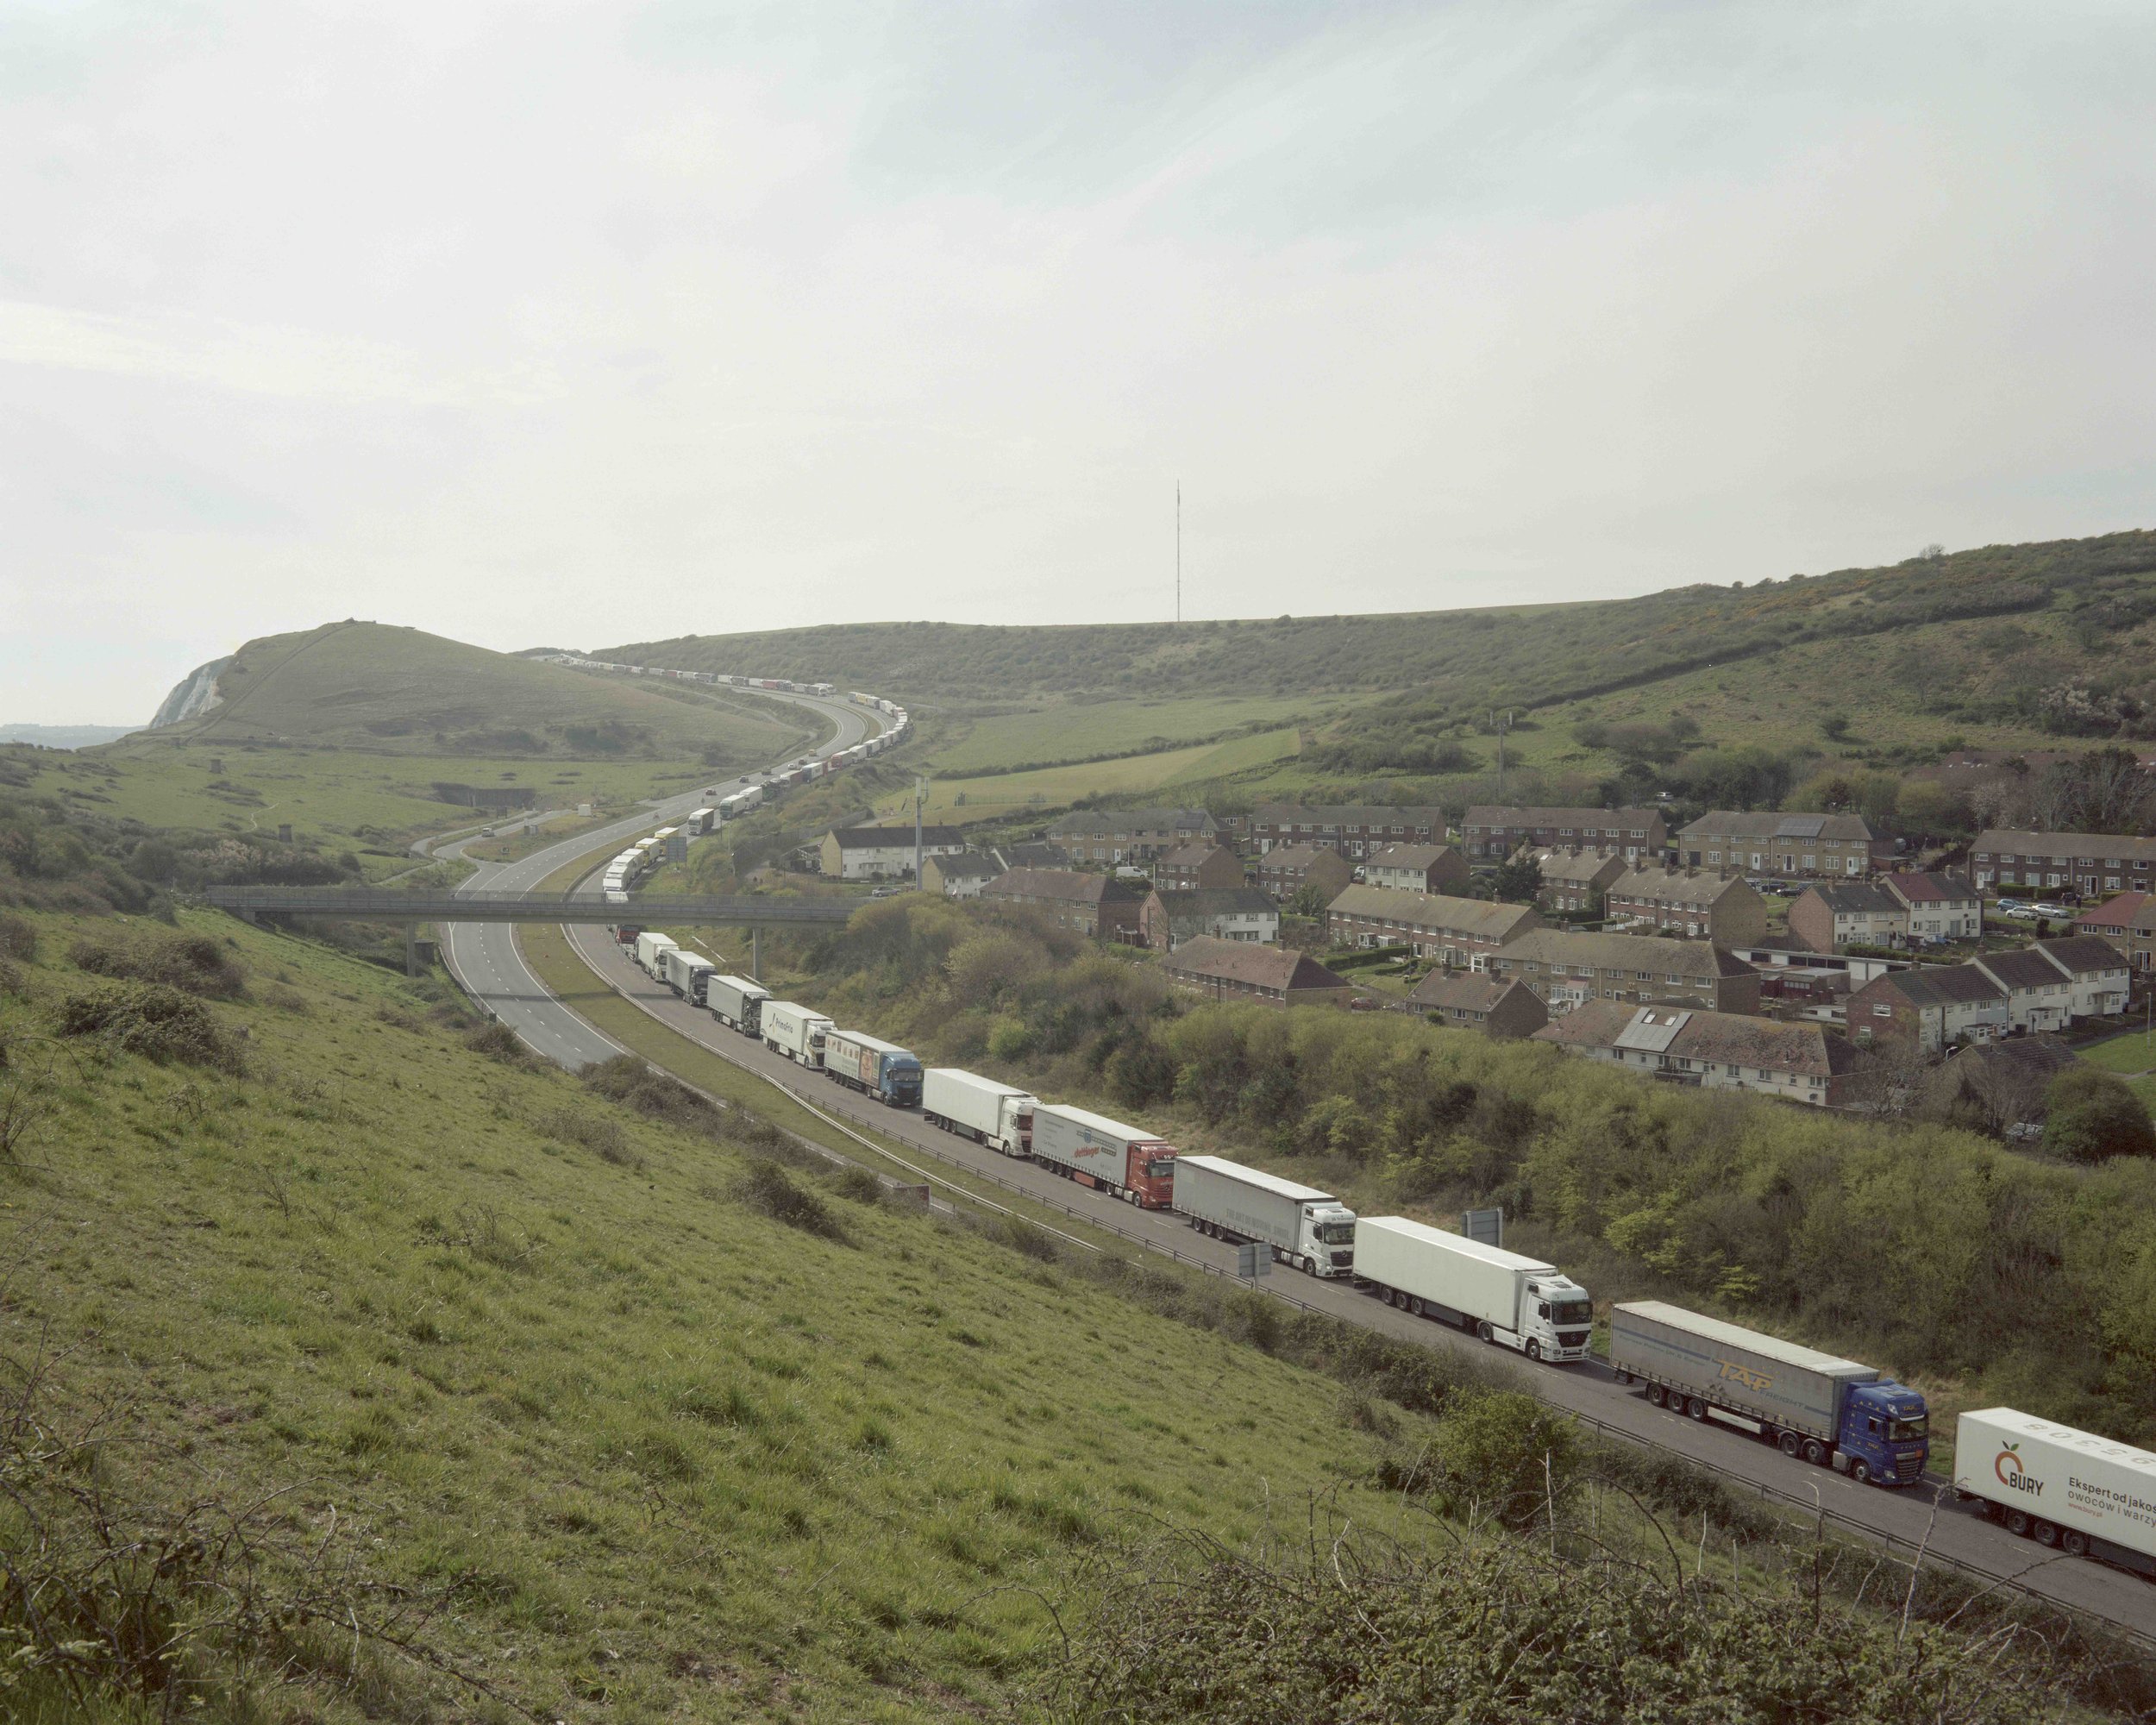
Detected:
left=2034, top=1521, right=2059, bottom=1547
left=1778, top=1432, right=1802, bottom=1459
left=1409, top=1297, right=1427, bottom=1319
left=1850, top=1460, right=1871, bottom=1486
left=1525, top=1339, right=1542, bottom=1363
left=1645, top=1383, right=1665, bottom=1408
left=1802, top=1440, right=1827, bottom=1466
left=2063, top=1529, right=2088, bottom=1557
left=2006, top=1509, right=2030, bottom=1538
left=1686, top=1397, right=1708, bottom=1421
left=1476, top=1321, right=1494, bottom=1343
left=1299, top=1256, right=1313, bottom=1276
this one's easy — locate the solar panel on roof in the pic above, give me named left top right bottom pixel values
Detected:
left=1775, top=815, right=1827, bottom=838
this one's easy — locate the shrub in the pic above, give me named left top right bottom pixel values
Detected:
left=0, top=912, right=36, bottom=960
left=69, top=932, right=247, bottom=1000
left=2043, top=1065, right=2156, bottom=1162
left=1426, top=1389, right=1580, bottom=1532
left=736, top=1157, right=849, bottom=1243
left=537, top=1104, right=640, bottom=1168
left=461, top=1020, right=531, bottom=1066
left=54, top=982, right=243, bottom=1072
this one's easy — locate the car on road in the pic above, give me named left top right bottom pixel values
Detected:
left=2032, top=901, right=2071, bottom=919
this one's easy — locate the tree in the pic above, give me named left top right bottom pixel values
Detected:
left=1820, top=713, right=1852, bottom=742
left=1287, top=881, right=1332, bottom=919
left=2042, top=1065, right=2156, bottom=1162
left=2028, top=749, right=2156, bottom=836
left=1490, top=855, right=1543, bottom=905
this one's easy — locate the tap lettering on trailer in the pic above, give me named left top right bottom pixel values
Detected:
left=1717, top=1359, right=1773, bottom=1393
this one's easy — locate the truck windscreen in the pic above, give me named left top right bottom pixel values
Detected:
left=1145, top=1159, right=1175, bottom=1182
left=1319, top=1223, right=1355, bottom=1245
left=1551, top=1299, right=1592, bottom=1326
left=1890, top=1417, right=1928, bottom=1441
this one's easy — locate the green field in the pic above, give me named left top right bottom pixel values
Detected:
left=924, top=694, right=1326, bottom=775
left=874, top=727, right=1302, bottom=824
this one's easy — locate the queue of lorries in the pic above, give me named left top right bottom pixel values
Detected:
left=609, top=919, right=2156, bottom=1584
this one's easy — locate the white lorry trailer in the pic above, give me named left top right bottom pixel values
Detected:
left=1953, top=1408, right=2156, bottom=1575
left=1175, top=1155, right=1357, bottom=1278
left=1028, top=1103, right=1177, bottom=1208
left=1357, top=1217, right=1592, bottom=1363
left=761, top=1000, right=832, bottom=1069
left=659, top=947, right=716, bottom=1004
left=1611, top=1301, right=1930, bottom=1486
left=920, top=1069, right=1034, bottom=1157
left=633, top=932, right=678, bottom=979
left=705, top=975, right=771, bottom=1037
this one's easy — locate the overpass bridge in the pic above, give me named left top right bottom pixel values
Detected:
left=201, top=886, right=857, bottom=970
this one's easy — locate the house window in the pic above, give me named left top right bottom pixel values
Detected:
left=1872, top=1003, right=1892, bottom=1017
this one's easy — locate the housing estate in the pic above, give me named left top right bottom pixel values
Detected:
left=1153, top=843, right=1245, bottom=892
left=1485, top=930, right=1761, bottom=1014
left=1530, top=849, right=1626, bottom=913
left=2078, top=891, right=2156, bottom=972
left=1847, top=936, right=2128, bottom=1051
left=1047, top=807, right=1217, bottom=864
left=1882, top=871, right=1983, bottom=941
left=1326, top=886, right=1541, bottom=965
left=1786, top=882, right=1908, bottom=953
left=1676, top=812, right=1886, bottom=878
left=1603, top=867, right=1767, bottom=945
left=1532, top=1001, right=1856, bottom=1108
left=1254, top=842, right=1354, bottom=904
left=1139, top=887, right=1279, bottom=952
left=1968, top=831, right=2156, bottom=897
left=1460, top=806, right=1666, bottom=862
left=1361, top=843, right=1471, bottom=895
left=981, top=868, right=1144, bottom=940
left=818, top=825, right=968, bottom=881
left=1848, top=966, right=2008, bottom=1054
left=921, top=842, right=1072, bottom=899
left=1407, top=972, right=1550, bottom=1039
left=1160, top=938, right=1355, bottom=1007
left=1250, top=805, right=1445, bottom=858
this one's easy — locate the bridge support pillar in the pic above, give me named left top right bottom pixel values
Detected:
left=405, top=923, right=421, bottom=977
left=750, top=925, right=760, bottom=981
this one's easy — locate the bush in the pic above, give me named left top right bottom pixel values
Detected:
left=736, top=1157, right=849, bottom=1243
left=2043, top=1064, right=2156, bottom=1162
left=0, top=912, right=35, bottom=960
left=461, top=1019, right=531, bottom=1066
left=1426, top=1389, right=1579, bottom=1531
left=69, top=932, right=247, bottom=1000
left=54, top=982, right=243, bottom=1072
left=537, top=1104, right=639, bottom=1167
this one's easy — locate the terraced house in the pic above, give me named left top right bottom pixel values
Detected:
left=1254, top=841, right=1354, bottom=904
left=1485, top=930, right=1761, bottom=1014
left=1881, top=870, right=1983, bottom=941
left=2078, top=891, right=2156, bottom=972
left=1532, top=1002, right=1856, bottom=1108
left=1677, top=811, right=1887, bottom=877
left=1160, top=938, right=1355, bottom=1007
left=1361, top=843, right=1471, bottom=895
left=1153, top=842, right=1244, bottom=892
left=1250, top=804, right=1445, bottom=858
left=1046, top=806, right=1217, bottom=864
left=1969, top=830, right=2156, bottom=897
left=1139, top=887, right=1279, bottom=952
left=980, top=868, right=1144, bottom=940
left=1529, top=849, right=1626, bottom=913
left=1325, top=886, right=1540, bottom=964
left=1603, top=867, right=1767, bottom=945
left=1786, top=881, right=1908, bottom=953
left=1407, top=972, right=1549, bottom=1039
left=1460, top=806, right=1666, bottom=862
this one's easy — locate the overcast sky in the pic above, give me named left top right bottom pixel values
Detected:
left=5, top=2, right=2154, bottom=724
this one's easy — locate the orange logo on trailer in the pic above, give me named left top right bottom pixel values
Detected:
left=1715, top=1359, right=1772, bottom=1393
left=1994, top=1442, right=2044, bottom=1497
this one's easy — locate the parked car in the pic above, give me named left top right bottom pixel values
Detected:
left=2032, top=901, right=2071, bottom=919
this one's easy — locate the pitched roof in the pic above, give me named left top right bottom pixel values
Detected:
left=1532, top=1002, right=1854, bottom=1077
left=1366, top=843, right=1461, bottom=871
left=928, top=852, right=1004, bottom=881
left=1048, top=807, right=1215, bottom=837
left=1254, top=804, right=1445, bottom=827
left=2078, top=891, right=2155, bottom=932
left=1162, top=936, right=1350, bottom=993
left=1465, top=805, right=1661, bottom=829
left=1679, top=810, right=1877, bottom=842
left=1529, top=848, right=1625, bottom=888
left=1972, top=829, right=2156, bottom=861
left=1867, top=963, right=2005, bottom=1008
left=1150, top=887, right=1275, bottom=923
left=1407, top=971, right=1537, bottom=1013
left=1500, top=929, right=1753, bottom=979
left=2035, top=934, right=2130, bottom=978
left=983, top=868, right=1130, bottom=905
left=1977, top=948, right=2072, bottom=991
left=829, top=824, right=966, bottom=849
left=1158, top=841, right=1236, bottom=869
left=1882, top=870, right=1977, bottom=906
left=1259, top=841, right=1348, bottom=869
left=1326, top=886, right=1541, bottom=941
left=1802, top=881, right=1902, bottom=914
left=1608, top=866, right=1757, bottom=909
left=1949, top=1034, right=2078, bottom=1081
left=997, top=841, right=1070, bottom=870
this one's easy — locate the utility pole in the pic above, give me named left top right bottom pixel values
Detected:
left=1175, top=480, right=1181, bottom=624
left=1491, top=709, right=1514, bottom=800
left=914, top=775, right=926, bottom=886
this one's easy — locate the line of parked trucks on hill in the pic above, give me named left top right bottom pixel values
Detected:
left=607, top=915, right=2156, bottom=1582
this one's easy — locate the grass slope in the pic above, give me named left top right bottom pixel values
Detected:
left=150, top=620, right=810, bottom=765
left=1, top=909, right=1444, bottom=1721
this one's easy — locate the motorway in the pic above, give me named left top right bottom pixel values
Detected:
left=432, top=686, right=2155, bottom=1644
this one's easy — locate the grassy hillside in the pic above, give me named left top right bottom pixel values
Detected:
left=151, top=620, right=812, bottom=765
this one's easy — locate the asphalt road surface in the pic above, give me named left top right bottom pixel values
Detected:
left=434, top=683, right=2155, bottom=1643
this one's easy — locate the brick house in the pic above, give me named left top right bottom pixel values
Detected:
left=2078, top=891, right=2156, bottom=973
left=1362, top=843, right=1471, bottom=895
left=1848, top=966, right=2009, bottom=1053
left=1047, top=806, right=1217, bottom=865
left=1881, top=871, right=1983, bottom=941
left=1250, top=804, right=1445, bottom=858
left=1530, top=849, right=1626, bottom=913
left=1604, top=867, right=1767, bottom=945
left=818, top=825, right=968, bottom=881
left=1787, top=882, right=1909, bottom=953
left=1461, top=806, right=1666, bottom=862
left=981, top=868, right=1144, bottom=940
left=1154, top=843, right=1244, bottom=892
left=1255, top=842, right=1355, bottom=904
left=922, top=852, right=1003, bottom=898
left=1407, top=972, right=1549, bottom=1039
left=1140, top=887, right=1279, bottom=952
left=2028, top=934, right=2133, bottom=1018
left=1532, top=1001, right=1856, bottom=1107
left=1968, top=830, right=2156, bottom=898
left=1161, top=937, right=1355, bottom=1007
left=1325, top=886, right=1540, bottom=965
left=1485, top=931, right=1760, bottom=1014
left=1676, top=812, right=1887, bottom=878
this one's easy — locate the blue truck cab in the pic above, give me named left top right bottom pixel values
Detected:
left=1839, top=1380, right=1931, bottom=1484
